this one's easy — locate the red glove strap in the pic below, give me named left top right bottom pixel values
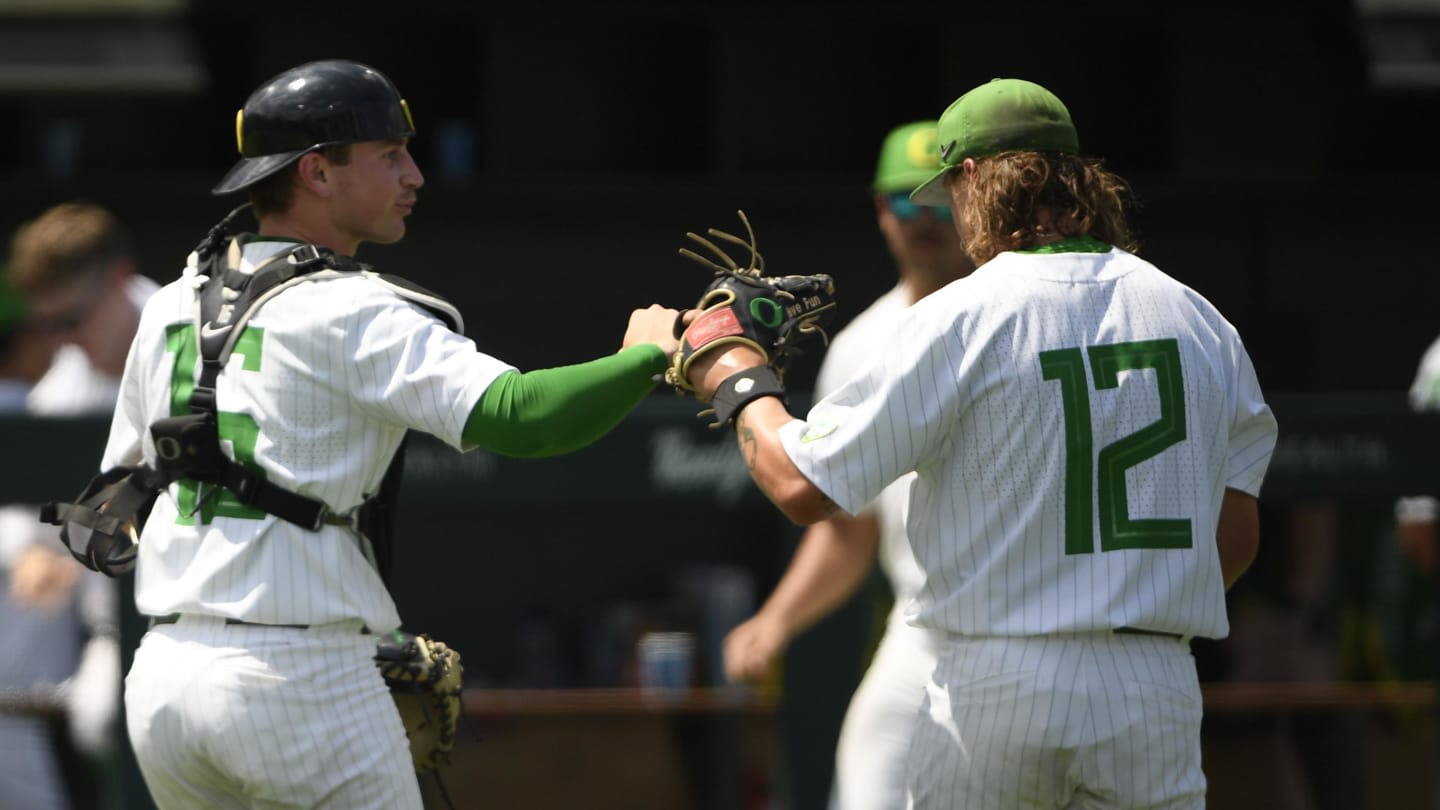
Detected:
left=685, top=307, right=743, bottom=350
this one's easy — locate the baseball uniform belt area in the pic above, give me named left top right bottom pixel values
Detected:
left=149, top=613, right=371, bottom=634
left=1114, top=626, right=1189, bottom=642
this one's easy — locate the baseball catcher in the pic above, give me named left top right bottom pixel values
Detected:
left=665, top=210, right=837, bottom=425
left=374, top=630, right=464, bottom=775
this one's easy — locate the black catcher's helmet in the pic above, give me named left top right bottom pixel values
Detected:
left=212, top=59, right=415, bottom=195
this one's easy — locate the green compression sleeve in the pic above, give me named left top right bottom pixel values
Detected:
left=462, top=344, right=669, bottom=458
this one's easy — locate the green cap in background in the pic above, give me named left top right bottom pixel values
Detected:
left=0, top=266, right=26, bottom=335
left=910, top=78, right=1078, bottom=205
left=872, top=120, right=941, bottom=194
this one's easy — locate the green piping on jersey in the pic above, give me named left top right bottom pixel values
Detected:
left=1015, top=234, right=1111, bottom=255
left=463, top=343, right=668, bottom=458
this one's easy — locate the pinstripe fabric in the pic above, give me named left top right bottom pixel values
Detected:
left=819, top=285, right=934, bottom=810
left=782, top=246, right=1277, bottom=640
left=101, top=240, right=513, bottom=631
left=126, top=615, right=419, bottom=810
left=815, top=285, right=926, bottom=605
left=102, top=239, right=514, bottom=805
left=903, top=633, right=1204, bottom=810
left=782, top=245, right=1275, bottom=808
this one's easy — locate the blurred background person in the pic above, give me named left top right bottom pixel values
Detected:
left=1396, top=334, right=1439, bottom=579
left=722, top=120, right=974, bottom=809
left=8, top=201, right=159, bottom=416
left=1, top=201, right=156, bottom=808
left=0, top=264, right=57, bottom=408
left=0, top=261, right=105, bottom=810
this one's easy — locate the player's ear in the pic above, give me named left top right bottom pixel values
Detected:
left=296, top=152, right=331, bottom=195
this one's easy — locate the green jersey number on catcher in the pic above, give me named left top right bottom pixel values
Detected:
left=665, top=210, right=837, bottom=406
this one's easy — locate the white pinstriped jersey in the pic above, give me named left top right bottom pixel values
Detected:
left=101, top=240, right=514, bottom=632
left=816, top=284, right=935, bottom=810
left=814, top=284, right=922, bottom=618
left=1409, top=335, right=1440, bottom=410
left=1397, top=335, right=1440, bottom=523
left=781, top=245, right=1277, bottom=640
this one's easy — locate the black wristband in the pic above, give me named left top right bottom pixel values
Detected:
left=705, top=365, right=785, bottom=427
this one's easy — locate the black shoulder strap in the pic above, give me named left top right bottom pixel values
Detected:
left=179, top=238, right=371, bottom=530
left=194, top=238, right=371, bottom=388
left=156, top=236, right=436, bottom=543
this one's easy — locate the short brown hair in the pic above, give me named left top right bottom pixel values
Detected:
left=248, top=144, right=353, bottom=217
left=957, top=152, right=1137, bottom=266
left=8, top=202, right=133, bottom=296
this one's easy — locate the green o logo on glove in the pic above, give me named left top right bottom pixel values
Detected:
left=750, top=297, right=783, bottom=328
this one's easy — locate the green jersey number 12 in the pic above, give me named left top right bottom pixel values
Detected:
left=1040, top=338, right=1191, bottom=555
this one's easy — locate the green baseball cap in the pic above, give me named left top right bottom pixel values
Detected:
left=0, top=265, right=26, bottom=335
left=872, top=121, right=942, bottom=195
left=910, top=78, right=1079, bottom=205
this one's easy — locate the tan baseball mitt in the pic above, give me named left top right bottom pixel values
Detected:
left=375, top=630, right=464, bottom=773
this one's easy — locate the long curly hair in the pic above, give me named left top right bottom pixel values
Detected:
left=956, top=151, right=1138, bottom=266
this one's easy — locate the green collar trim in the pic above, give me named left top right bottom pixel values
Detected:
left=1015, top=234, right=1111, bottom=255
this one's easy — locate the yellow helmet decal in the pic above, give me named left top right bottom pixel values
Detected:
left=906, top=127, right=939, bottom=169
left=400, top=99, right=415, bottom=133
left=234, top=109, right=245, bottom=155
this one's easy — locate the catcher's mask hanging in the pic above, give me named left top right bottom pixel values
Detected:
left=39, top=466, right=168, bottom=577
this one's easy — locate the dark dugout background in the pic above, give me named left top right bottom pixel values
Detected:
left=2, top=0, right=1433, bottom=393
left=2, top=1, right=1438, bottom=808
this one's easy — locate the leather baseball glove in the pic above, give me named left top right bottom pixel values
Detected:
left=375, top=630, right=463, bottom=774
left=665, top=210, right=836, bottom=424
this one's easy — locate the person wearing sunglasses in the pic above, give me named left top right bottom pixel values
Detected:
left=722, top=120, right=973, bottom=809
left=1, top=204, right=150, bottom=808
left=7, top=202, right=160, bottom=416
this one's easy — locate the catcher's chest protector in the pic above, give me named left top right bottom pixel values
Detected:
left=43, top=235, right=461, bottom=579
left=169, top=236, right=461, bottom=582
left=148, top=237, right=375, bottom=531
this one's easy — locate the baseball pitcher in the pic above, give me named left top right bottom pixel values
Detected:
left=670, top=79, right=1278, bottom=809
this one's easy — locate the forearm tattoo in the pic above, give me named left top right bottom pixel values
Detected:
left=736, top=413, right=760, bottom=475
left=737, top=411, right=836, bottom=517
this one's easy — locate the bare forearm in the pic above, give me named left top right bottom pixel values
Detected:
left=1217, top=488, right=1260, bottom=590
left=758, top=512, right=881, bottom=638
left=735, top=398, right=835, bottom=525
left=690, top=345, right=835, bottom=524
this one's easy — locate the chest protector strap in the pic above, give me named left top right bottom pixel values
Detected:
left=43, top=222, right=461, bottom=578
left=148, top=238, right=365, bottom=531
